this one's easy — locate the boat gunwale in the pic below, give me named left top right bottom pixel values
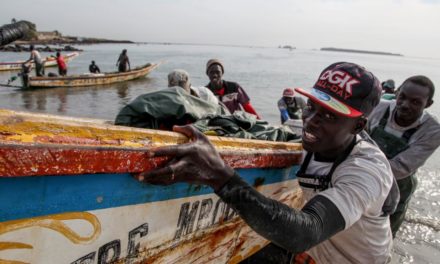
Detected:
left=0, top=108, right=302, bottom=151
left=0, top=52, right=79, bottom=66
left=0, top=108, right=303, bottom=177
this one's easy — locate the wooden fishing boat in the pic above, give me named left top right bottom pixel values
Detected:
left=0, top=52, right=79, bottom=71
left=0, top=109, right=303, bottom=263
left=23, top=63, right=159, bottom=88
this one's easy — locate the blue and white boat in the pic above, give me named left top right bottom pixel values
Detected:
left=0, top=109, right=303, bottom=264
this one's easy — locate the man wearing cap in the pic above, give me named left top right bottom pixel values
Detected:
left=205, top=59, right=261, bottom=119
left=382, top=79, right=396, bottom=100
left=367, top=75, right=440, bottom=238
left=278, top=88, right=306, bottom=123
left=139, top=62, right=393, bottom=263
left=168, top=69, right=218, bottom=105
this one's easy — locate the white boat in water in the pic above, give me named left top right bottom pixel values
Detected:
left=0, top=52, right=79, bottom=71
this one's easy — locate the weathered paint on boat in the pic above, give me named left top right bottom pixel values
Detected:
left=25, top=63, right=159, bottom=88
left=0, top=52, right=79, bottom=71
left=0, top=109, right=303, bottom=264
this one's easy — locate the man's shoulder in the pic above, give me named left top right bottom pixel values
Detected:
left=224, top=80, right=239, bottom=86
left=423, top=111, right=440, bottom=126
left=369, top=100, right=392, bottom=118
left=295, top=96, right=306, bottom=104
left=330, top=138, right=393, bottom=210
left=339, top=136, right=391, bottom=177
left=223, top=80, right=241, bottom=90
left=221, top=80, right=246, bottom=96
left=419, top=111, right=440, bottom=141
left=377, top=99, right=393, bottom=109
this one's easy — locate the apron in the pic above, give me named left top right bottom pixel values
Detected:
left=370, top=107, right=419, bottom=237
left=244, top=139, right=357, bottom=264
left=297, top=137, right=357, bottom=192
left=292, top=138, right=358, bottom=263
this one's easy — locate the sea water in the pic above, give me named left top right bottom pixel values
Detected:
left=0, top=44, right=439, bottom=263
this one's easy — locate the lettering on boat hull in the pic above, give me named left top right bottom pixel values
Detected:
left=0, top=180, right=302, bottom=263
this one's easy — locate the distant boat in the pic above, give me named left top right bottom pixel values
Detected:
left=22, top=63, right=159, bottom=88
left=0, top=109, right=303, bottom=263
left=0, top=52, right=79, bottom=71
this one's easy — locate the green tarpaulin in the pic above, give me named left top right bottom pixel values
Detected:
left=115, top=87, right=299, bottom=142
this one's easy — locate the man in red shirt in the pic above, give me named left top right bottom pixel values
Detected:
left=56, top=52, right=67, bottom=76
left=205, top=59, right=261, bottom=119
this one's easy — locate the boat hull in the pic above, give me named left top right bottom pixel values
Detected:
left=0, top=52, right=79, bottom=71
left=26, top=63, right=158, bottom=88
left=0, top=109, right=303, bottom=263
left=0, top=169, right=302, bottom=264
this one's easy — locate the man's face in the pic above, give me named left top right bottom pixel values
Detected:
left=302, top=100, right=359, bottom=157
left=383, top=87, right=394, bottom=94
left=395, top=82, right=432, bottom=126
left=207, top=65, right=223, bottom=87
left=283, top=96, right=294, bottom=105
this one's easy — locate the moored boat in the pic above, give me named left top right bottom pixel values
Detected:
left=0, top=52, right=79, bottom=71
left=0, top=109, right=303, bottom=263
left=23, top=63, right=159, bottom=88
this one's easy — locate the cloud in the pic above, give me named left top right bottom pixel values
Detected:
left=420, top=0, right=440, bottom=4
left=1, top=0, right=439, bottom=57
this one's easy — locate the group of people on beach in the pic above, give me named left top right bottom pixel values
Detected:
left=134, top=59, right=440, bottom=263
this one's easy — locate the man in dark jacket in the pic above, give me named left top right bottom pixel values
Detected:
left=89, top=61, right=101, bottom=74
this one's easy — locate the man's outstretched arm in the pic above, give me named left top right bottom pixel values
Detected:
left=216, top=173, right=345, bottom=253
left=139, top=125, right=344, bottom=253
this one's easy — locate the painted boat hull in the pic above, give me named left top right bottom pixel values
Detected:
left=0, top=109, right=303, bottom=264
left=0, top=52, right=79, bottom=71
left=26, top=63, right=159, bottom=88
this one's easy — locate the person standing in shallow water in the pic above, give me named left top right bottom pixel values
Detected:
left=138, top=62, right=395, bottom=264
left=116, top=49, right=130, bottom=72
left=205, top=59, right=261, bottom=119
left=367, top=76, right=440, bottom=238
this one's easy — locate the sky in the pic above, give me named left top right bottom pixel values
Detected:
left=1, top=0, right=440, bottom=58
